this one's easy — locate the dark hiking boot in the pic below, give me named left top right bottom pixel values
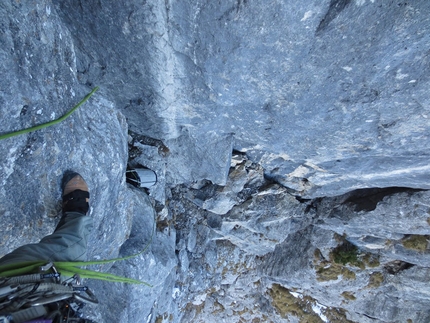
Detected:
left=62, top=171, right=90, bottom=215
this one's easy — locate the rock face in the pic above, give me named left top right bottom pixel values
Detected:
left=169, top=157, right=430, bottom=323
left=55, top=0, right=430, bottom=197
left=0, top=0, right=429, bottom=322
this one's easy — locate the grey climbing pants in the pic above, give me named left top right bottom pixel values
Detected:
left=0, top=212, right=93, bottom=266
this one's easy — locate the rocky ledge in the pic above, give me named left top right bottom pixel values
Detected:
left=0, top=0, right=429, bottom=322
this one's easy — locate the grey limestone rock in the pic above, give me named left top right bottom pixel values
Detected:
left=1, top=0, right=430, bottom=322
left=52, top=0, right=430, bottom=196
left=171, top=160, right=430, bottom=323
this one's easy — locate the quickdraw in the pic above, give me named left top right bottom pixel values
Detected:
left=0, top=263, right=98, bottom=323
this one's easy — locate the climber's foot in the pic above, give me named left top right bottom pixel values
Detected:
left=62, top=170, right=90, bottom=215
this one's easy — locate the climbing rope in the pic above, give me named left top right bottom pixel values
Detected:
left=0, top=87, right=99, bottom=140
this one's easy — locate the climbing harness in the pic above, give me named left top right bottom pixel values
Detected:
left=0, top=210, right=156, bottom=322
left=0, top=262, right=97, bottom=323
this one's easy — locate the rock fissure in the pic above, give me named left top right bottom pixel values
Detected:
left=1, top=0, right=429, bottom=322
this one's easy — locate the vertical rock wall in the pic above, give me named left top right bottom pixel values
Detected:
left=0, top=0, right=429, bottom=322
left=54, top=0, right=430, bottom=196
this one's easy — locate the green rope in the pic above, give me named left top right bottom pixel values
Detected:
left=0, top=87, right=99, bottom=140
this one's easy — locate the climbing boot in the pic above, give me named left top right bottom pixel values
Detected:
left=62, top=171, right=90, bottom=215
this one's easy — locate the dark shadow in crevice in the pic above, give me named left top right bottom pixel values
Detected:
left=295, top=196, right=312, bottom=204
left=316, top=0, right=352, bottom=34
left=343, top=187, right=426, bottom=212
left=384, top=260, right=415, bottom=275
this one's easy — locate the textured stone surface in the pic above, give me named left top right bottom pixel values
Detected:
left=86, top=187, right=177, bottom=323
left=0, top=0, right=429, bottom=322
left=0, top=2, right=176, bottom=322
left=169, top=158, right=430, bottom=323
left=52, top=0, right=430, bottom=197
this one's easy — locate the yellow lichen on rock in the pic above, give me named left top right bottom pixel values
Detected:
left=316, top=264, right=356, bottom=281
left=402, top=235, right=429, bottom=252
left=269, top=284, right=324, bottom=322
left=268, top=284, right=356, bottom=323
left=366, top=272, right=384, bottom=289
left=341, top=291, right=356, bottom=301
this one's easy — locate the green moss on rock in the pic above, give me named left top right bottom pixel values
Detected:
left=330, top=240, right=364, bottom=268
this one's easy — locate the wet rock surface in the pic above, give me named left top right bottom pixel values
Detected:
left=0, top=0, right=429, bottom=322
